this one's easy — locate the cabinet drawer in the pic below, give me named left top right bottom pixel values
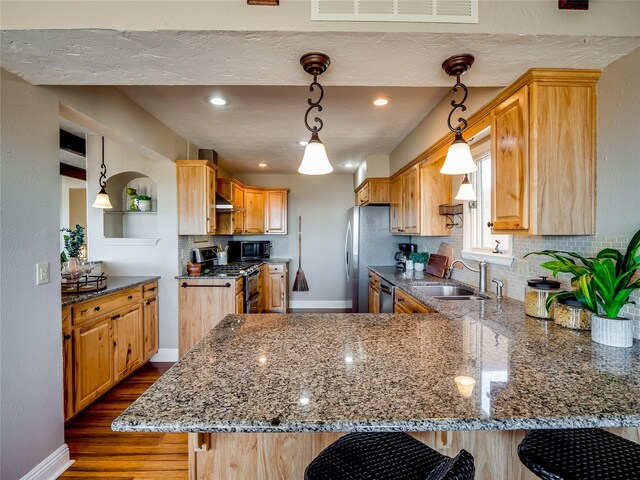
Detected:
left=268, top=264, right=285, bottom=274
left=368, top=271, right=380, bottom=288
left=394, top=289, right=434, bottom=314
left=143, top=282, right=158, bottom=299
left=73, top=287, right=142, bottom=325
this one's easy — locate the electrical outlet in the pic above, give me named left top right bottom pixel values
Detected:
left=516, top=259, right=529, bottom=278
left=36, top=262, right=49, bottom=285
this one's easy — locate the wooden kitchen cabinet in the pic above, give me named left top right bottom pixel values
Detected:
left=264, top=263, right=288, bottom=313
left=394, top=288, right=434, bottom=314
left=176, top=160, right=218, bottom=235
left=390, top=166, right=420, bottom=234
left=419, top=154, right=452, bottom=236
left=368, top=271, right=380, bottom=313
left=260, top=263, right=269, bottom=312
left=355, top=178, right=390, bottom=206
left=389, top=176, right=403, bottom=233
left=264, top=189, right=288, bottom=234
left=178, top=277, right=244, bottom=357
left=63, top=281, right=158, bottom=421
left=216, top=178, right=245, bottom=235
left=490, top=70, right=599, bottom=235
left=243, top=188, right=265, bottom=234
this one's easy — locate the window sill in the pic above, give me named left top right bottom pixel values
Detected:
left=461, top=249, right=515, bottom=267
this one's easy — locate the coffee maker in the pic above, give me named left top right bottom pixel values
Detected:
left=395, top=243, right=417, bottom=270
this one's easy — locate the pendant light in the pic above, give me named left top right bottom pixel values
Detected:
left=440, top=54, right=478, bottom=176
left=92, top=137, right=113, bottom=209
left=298, top=52, right=333, bottom=175
left=455, top=174, right=476, bottom=201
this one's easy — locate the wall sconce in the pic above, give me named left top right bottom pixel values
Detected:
left=440, top=54, right=477, bottom=176
left=298, top=52, right=333, bottom=175
left=91, top=137, right=113, bottom=209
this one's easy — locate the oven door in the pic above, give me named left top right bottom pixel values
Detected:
left=244, top=272, right=261, bottom=313
left=246, top=292, right=262, bottom=314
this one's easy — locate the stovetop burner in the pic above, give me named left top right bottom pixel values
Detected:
left=207, top=262, right=261, bottom=277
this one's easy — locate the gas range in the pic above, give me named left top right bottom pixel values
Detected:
left=204, top=262, right=261, bottom=278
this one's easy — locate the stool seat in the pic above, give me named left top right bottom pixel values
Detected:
left=518, top=428, right=640, bottom=480
left=304, top=432, right=474, bottom=480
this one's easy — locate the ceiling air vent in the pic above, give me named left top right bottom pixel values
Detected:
left=312, top=0, right=477, bottom=23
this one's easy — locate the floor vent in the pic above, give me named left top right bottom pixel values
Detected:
left=312, top=0, right=478, bottom=23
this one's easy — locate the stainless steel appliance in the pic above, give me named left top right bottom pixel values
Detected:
left=228, top=240, right=270, bottom=262
left=379, top=277, right=394, bottom=313
left=345, top=206, right=409, bottom=313
left=395, top=243, right=417, bottom=270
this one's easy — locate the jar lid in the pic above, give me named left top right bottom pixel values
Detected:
left=527, top=276, right=560, bottom=289
left=558, top=296, right=583, bottom=307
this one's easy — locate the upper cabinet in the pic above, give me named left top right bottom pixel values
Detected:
left=420, top=153, right=452, bottom=236
left=355, top=178, right=390, bottom=206
left=176, top=160, right=217, bottom=235
left=490, top=70, right=599, bottom=235
left=216, top=178, right=245, bottom=235
left=389, top=176, right=403, bottom=233
left=243, top=188, right=265, bottom=234
left=264, top=189, right=288, bottom=235
left=390, top=166, right=421, bottom=235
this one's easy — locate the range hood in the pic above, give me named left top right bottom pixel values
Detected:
left=215, top=193, right=234, bottom=211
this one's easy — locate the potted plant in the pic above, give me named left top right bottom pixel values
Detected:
left=136, top=195, right=152, bottom=212
left=61, top=224, right=85, bottom=279
left=525, top=228, right=640, bottom=347
left=410, top=252, right=430, bottom=272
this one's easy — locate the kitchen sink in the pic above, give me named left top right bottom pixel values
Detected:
left=411, top=285, right=475, bottom=296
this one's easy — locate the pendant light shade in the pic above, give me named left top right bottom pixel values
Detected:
left=299, top=52, right=332, bottom=175
left=441, top=54, right=477, bottom=176
left=441, top=132, right=477, bottom=175
left=298, top=132, right=333, bottom=175
left=455, top=174, right=476, bottom=201
left=92, top=137, right=113, bottom=209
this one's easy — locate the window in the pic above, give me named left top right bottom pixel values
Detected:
left=461, top=130, right=514, bottom=266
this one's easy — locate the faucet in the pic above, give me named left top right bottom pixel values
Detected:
left=492, top=278, right=504, bottom=299
left=446, top=259, right=488, bottom=293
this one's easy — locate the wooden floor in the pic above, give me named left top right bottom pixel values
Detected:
left=61, top=362, right=188, bottom=479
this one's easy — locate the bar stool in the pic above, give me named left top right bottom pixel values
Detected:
left=518, top=428, right=640, bottom=479
left=304, top=432, right=475, bottom=480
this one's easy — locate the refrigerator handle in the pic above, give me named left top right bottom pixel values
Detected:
left=345, top=221, right=351, bottom=281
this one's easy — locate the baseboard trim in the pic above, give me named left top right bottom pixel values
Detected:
left=288, top=300, right=351, bottom=309
left=151, top=348, right=179, bottom=362
left=20, top=444, right=74, bottom=480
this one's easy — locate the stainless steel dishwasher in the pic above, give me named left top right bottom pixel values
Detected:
left=379, top=278, right=394, bottom=313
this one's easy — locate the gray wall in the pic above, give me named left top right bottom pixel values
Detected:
left=1, top=69, right=65, bottom=478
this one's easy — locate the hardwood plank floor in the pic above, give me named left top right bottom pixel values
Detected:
left=61, top=362, right=188, bottom=480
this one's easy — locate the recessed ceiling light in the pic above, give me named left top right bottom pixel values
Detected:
left=258, top=163, right=267, bottom=167
left=297, top=140, right=309, bottom=146
left=373, top=97, right=390, bottom=107
left=344, top=162, right=353, bottom=168
left=208, top=95, right=228, bottom=106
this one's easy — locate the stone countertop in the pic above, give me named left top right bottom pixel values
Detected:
left=112, top=309, right=640, bottom=433
left=176, top=259, right=291, bottom=279
left=62, top=276, right=160, bottom=306
left=264, top=257, right=290, bottom=264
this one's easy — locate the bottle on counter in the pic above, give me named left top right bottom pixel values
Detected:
left=553, top=296, right=592, bottom=330
left=525, top=277, right=561, bottom=319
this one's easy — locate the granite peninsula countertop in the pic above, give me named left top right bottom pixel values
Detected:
left=62, top=276, right=160, bottom=306
left=113, top=308, right=640, bottom=433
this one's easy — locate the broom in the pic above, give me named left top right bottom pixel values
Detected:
left=292, top=216, right=309, bottom=291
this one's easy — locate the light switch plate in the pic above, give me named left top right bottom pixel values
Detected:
left=36, top=262, right=49, bottom=285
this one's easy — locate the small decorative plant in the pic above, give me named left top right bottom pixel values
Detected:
left=525, top=228, right=640, bottom=319
left=409, top=252, right=430, bottom=265
left=61, top=224, right=85, bottom=259
left=137, top=195, right=151, bottom=201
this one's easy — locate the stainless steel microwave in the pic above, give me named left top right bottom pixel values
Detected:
left=227, top=241, right=270, bottom=261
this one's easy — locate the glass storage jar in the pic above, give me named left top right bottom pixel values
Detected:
left=554, top=296, right=591, bottom=330
left=525, top=277, right=561, bottom=319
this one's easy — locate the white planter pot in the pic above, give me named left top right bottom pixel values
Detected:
left=137, top=199, right=151, bottom=212
left=414, top=262, right=425, bottom=272
left=591, top=315, right=633, bottom=348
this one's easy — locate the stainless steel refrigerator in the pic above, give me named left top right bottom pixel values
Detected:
left=345, top=206, right=409, bottom=313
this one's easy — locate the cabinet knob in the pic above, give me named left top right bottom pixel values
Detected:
left=94, top=306, right=101, bottom=312
left=128, top=295, right=133, bottom=300
left=112, top=313, right=121, bottom=320
left=487, top=222, right=494, bottom=227
left=145, top=300, right=151, bottom=306
left=63, top=334, right=71, bottom=341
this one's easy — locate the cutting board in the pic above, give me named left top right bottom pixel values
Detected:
left=426, top=254, right=449, bottom=278
left=437, top=242, right=454, bottom=267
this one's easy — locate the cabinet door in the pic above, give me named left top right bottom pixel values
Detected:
left=491, top=87, right=530, bottom=232
left=113, top=305, right=143, bottom=381
left=260, top=263, right=269, bottom=312
left=265, top=190, right=288, bottom=234
left=233, top=183, right=245, bottom=235
left=402, top=166, right=420, bottom=234
left=62, top=307, right=74, bottom=421
left=207, top=167, right=217, bottom=234
left=74, top=316, right=113, bottom=411
left=236, top=292, right=244, bottom=314
left=244, top=188, right=265, bottom=234
left=420, top=156, right=452, bottom=236
left=143, top=296, right=159, bottom=361
left=389, top=176, right=403, bottom=233
left=265, top=264, right=288, bottom=313
left=368, top=283, right=380, bottom=314
left=369, top=180, right=389, bottom=204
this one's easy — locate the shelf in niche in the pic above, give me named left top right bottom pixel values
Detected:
left=105, top=210, right=158, bottom=215
left=102, top=237, right=160, bottom=246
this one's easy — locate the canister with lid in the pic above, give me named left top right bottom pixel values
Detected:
left=554, top=296, right=591, bottom=330
left=525, top=277, right=561, bottom=319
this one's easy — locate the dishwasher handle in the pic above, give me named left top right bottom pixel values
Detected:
left=380, top=285, right=393, bottom=295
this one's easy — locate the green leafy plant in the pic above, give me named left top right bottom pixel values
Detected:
left=524, top=228, right=640, bottom=319
left=409, top=252, right=430, bottom=264
left=137, top=195, right=151, bottom=201
left=61, top=224, right=85, bottom=258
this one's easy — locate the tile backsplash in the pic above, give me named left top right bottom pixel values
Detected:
left=411, top=232, right=640, bottom=339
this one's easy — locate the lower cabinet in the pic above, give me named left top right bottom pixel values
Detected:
left=264, top=263, right=288, bottom=313
left=368, top=272, right=380, bottom=313
left=63, top=281, right=158, bottom=421
left=394, top=288, right=435, bottom=314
